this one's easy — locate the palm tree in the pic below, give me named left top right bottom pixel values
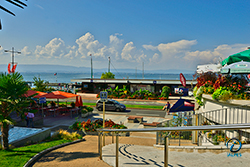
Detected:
left=0, top=72, right=30, bottom=150
left=0, top=0, right=28, bottom=30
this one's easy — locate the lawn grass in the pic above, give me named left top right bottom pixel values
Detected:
left=51, top=101, right=163, bottom=110
left=81, top=102, right=163, bottom=110
left=0, top=139, right=71, bottom=167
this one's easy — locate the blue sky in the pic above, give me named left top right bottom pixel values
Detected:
left=1, top=0, right=250, bottom=72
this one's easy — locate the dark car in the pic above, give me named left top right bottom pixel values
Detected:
left=96, top=99, right=126, bottom=112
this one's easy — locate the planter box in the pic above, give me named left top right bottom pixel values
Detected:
left=81, top=113, right=88, bottom=118
left=88, top=111, right=93, bottom=116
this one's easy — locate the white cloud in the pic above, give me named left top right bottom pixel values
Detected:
left=184, top=44, right=249, bottom=65
left=35, top=38, right=66, bottom=59
left=15, top=32, right=250, bottom=71
left=21, top=46, right=32, bottom=56
left=142, top=44, right=157, bottom=51
left=149, top=53, right=160, bottom=63
left=121, top=42, right=135, bottom=61
left=75, top=32, right=106, bottom=59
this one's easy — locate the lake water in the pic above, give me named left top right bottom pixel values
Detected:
left=20, top=72, right=194, bottom=84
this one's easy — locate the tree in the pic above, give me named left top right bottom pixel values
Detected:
left=101, top=72, right=115, bottom=79
left=0, top=72, right=31, bottom=150
left=0, top=0, right=28, bottom=30
left=33, top=76, right=49, bottom=92
left=161, top=86, right=171, bottom=99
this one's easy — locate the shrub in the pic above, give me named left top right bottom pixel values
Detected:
left=212, top=86, right=233, bottom=101
left=161, top=86, right=171, bottom=99
left=51, top=129, right=82, bottom=140
left=50, top=101, right=56, bottom=107
left=70, top=102, right=75, bottom=108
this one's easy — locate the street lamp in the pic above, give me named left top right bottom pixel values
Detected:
left=90, top=54, right=93, bottom=78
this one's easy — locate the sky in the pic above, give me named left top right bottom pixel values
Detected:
left=0, top=0, right=250, bottom=72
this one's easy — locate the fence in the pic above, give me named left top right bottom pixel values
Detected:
left=97, top=124, right=250, bottom=167
left=156, top=106, right=250, bottom=146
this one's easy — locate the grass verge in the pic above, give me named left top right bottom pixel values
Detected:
left=81, top=102, right=163, bottom=110
left=0, top=139, right=71, bottom=167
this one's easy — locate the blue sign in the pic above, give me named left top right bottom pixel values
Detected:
left=226, top=138, right=242, bottom=153
left=39, top=97, right=46, bottom=104
left=100, top=91, right=108, bottom=102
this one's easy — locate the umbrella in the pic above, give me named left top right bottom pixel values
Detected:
left=41, top=91, right=78, bottom=99
left=40, top=91, right=79, bottom=107
left=221, top=49, right=250, bottom=66
left=75, top=96, right=83, bottom=107
left=79, top=96, right=83, bottom=107
left=75, top=96, right=80, bottom=107
left=220, top=61, right=250, bottom=74
left=24, top=90, right=47, bottom=98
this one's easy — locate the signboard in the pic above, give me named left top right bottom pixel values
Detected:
left=100, top=91, right=108, bottom=102
left=39, top=97, right=46, bottom=104
left=180, top=73, right=186, bottom=87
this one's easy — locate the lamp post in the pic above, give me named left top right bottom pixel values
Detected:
left=90, top=54, right=93, bottom=78
left=108, top=57, right=110, bottom=73
left=5, top=47, right=21, bottom=72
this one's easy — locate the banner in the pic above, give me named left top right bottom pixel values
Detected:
left=180, top=73, right=186, bottom=87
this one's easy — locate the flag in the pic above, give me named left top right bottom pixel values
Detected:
left=54, top=73, right=57, bottom=76
left=7, top=63, right=11, bottom=74
left=11, top=64, right=17, bottom=73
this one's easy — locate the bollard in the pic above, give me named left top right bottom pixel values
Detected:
left=112, top=132, right=114, bottom=143
left=116, top=134, right=119, bottom=167
left=99, top=133, right=103, bottom=160
left=164, top=136, right=169, bottom=167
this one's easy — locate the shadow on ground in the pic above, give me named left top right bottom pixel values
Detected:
left=37, top=151, right=99, bottom=162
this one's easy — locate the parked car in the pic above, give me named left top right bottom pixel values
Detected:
left=96, top=99, right=126, bottom=112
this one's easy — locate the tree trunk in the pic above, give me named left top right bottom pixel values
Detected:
left=1, top=122, right=9, bottom=150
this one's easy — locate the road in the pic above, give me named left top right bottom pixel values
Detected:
left=94, top=108, right=166, bottom=118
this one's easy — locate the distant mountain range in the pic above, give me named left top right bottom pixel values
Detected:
left=0, top=64, right=195, bottom=74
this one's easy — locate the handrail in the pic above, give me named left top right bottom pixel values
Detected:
left=97, top=123, right=250, bottom=133
left=97, top=123, right=250, bottom=167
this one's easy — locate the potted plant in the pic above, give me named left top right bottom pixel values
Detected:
left=50, top=101, right=56, bottom=108
left=70, top=102, right=75, bottom=108
left=81, top=108, right=88, bottom=118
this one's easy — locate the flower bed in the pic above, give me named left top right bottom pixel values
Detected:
left=96, top=86, right=171, bottom=100
left=69, top=119, right=127, bottom=133
left=193, top=72, right=250, bottom=107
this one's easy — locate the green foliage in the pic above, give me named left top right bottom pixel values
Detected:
left=33, top=76, right=49, bottom=92
left=70, top=102, right=75, bottom=108
left=0, top=72, right=32, bottom=150
left=160, top=86, right=171, bottom=99
left=193, top=86, right=198, bottom=97
left=50, top=101, right=56, bottom=107
left=195, top=86, right=204, bottom=106
left=51, top=129, right=82, bottom=140
left=101, top=72, right=115, bottom=79
left=0, top=139, right=71, bottom=167
left=212, top=87, right=233, bottom=101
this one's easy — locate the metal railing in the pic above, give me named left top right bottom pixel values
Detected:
left=97, top=123, right=250, bottom=167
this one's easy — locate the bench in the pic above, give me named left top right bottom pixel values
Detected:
left=127, top=116, right=143, bottom=123
left=143, top=122, right=160, bottom=128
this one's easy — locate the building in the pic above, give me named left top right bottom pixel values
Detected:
left=71, top=78, right=196, bottom=94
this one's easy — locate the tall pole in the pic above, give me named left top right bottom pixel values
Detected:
left=5, top=47, right=21, bottom=70
left=90, top=54, right=93, bottom=78
left=142, top=62, right=144, bottom=79
left=108, top=57, right=110, bottom=73
left=135, top=67, right=137, bottom=79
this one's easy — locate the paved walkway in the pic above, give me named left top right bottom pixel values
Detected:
left=103, top=143, right=250, bottom=167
